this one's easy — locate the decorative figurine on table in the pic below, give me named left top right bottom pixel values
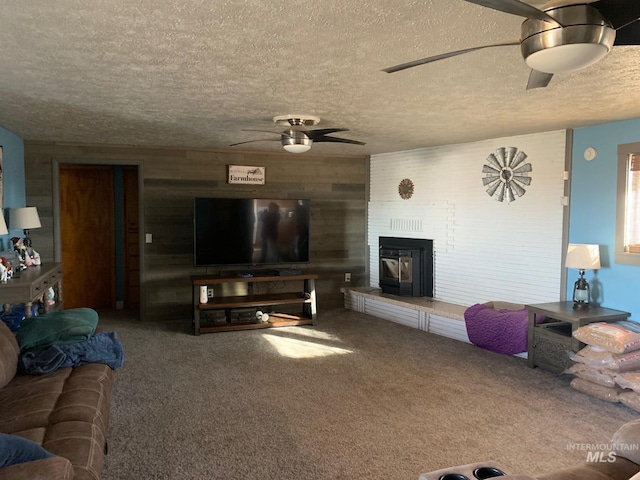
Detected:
left=30, top=249, right=41, bottom=266
left=11, top=237, right=40, bottom=270
left=11, top=237, right=28, bottom=271
left=0, top=257, right=13, bottom=282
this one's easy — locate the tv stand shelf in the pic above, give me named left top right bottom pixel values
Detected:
left=191, top=273, right=317, bottom=335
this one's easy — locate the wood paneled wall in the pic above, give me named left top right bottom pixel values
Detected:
left=24, top=141, right=368, bottom=321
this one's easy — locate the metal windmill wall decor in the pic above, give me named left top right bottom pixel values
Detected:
left=482, top=147, right=532, bottom=203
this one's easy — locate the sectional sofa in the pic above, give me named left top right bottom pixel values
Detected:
left=0, top=320, right=114, bottom=480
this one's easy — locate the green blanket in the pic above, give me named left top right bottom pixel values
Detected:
left=16, top=308, right=99, bottom=351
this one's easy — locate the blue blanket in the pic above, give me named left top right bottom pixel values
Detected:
left=19, top=331, right=124, bottom=375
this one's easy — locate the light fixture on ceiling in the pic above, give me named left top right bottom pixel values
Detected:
left=9, top=206, right=41, bottom=248
left=281, top=130, right=312, bottom=154
left=382, top=0, right=640, bottom=90
left=521, top=4, right=616, bottom=74
left=565, top=243, right=601, bottom=309
left=230, top=114, right=364, bottom=152
left=275, top=115, right=319, bottom=154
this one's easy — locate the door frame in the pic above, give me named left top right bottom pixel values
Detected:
left=52, top=158, right=145, bottom=319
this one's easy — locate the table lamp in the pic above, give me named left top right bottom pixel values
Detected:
left=565, top=243, right=601, bottom=309
left=9, top=207, right=41, bottom=248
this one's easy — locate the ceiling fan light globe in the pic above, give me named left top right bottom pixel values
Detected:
left=281, top=130, right=313, bottom=153
left=525, top=42, right=610, bottom=74
left=283, top=143, right=312, bottom=154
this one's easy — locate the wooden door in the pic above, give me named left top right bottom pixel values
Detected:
left=59, top=165, right=116, bottom=309
left=122, top=166, right=140, bottom=308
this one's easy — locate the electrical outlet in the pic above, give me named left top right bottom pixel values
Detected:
left=345, top=273, right=351, bottom=282
left=207, top=288, right=214, bottom=298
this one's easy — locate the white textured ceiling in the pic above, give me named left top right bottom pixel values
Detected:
left=0, top=0, right=639, bottom=155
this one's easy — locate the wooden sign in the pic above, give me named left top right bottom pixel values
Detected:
left=227, top=165, right=265, bottom=185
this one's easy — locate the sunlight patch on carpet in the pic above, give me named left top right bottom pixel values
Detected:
left=276, top=327, right=344, bottom=343
left=261, top=333, right=353, bottom=359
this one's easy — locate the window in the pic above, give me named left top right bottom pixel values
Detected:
left=616, top=143, right=640, bottom=266
left=625, top=155, right=640, bottom=252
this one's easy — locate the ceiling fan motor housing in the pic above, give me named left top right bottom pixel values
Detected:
left=521, top=4, right=615, bottom=74
left=281, top=129, right=313, bottom=153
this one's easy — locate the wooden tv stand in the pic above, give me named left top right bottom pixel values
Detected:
left=191, top=272, right=317, bottom=335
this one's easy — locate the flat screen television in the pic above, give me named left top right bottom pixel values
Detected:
left=193, top=197, right=311, bottom=267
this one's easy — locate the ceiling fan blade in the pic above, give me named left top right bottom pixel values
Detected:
left=464, top=0, right=562, bottom=25
left=229, top=138, right=280, bottom=147
left=382, top=38, right=520, bottom=73
left=592, top=0, right=640, bottom=30
left=313, top=136, right=365, bottom=145
left=613, top=20, right=640, bottom=45
left=526, top=69, right=554, bottom=90
left=306, top=128, right=349, bottom=139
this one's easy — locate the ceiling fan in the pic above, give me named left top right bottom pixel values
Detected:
left=383, top=0, right=640, bottom=89
left=229, top=115, right=366, bottom=153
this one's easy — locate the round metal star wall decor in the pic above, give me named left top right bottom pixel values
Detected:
left=398, top=178, right=414, bottom=199
left=482, top=147, right=532, bottom=203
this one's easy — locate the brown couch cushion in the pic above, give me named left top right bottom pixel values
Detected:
left=44, top=421, right=106, bottom=480
left=0, top=321, right=19, bottom=389
left=612, top=418, right=640, bottom=465
left=0, top=368, right=71, bottom=434
left=0, top=362, right=113, bottom=480
left=538, top=456, right=640, bottom=480
left=49, top=364, right=113, bottom=434
left=0, top=456, right=73, bottom=480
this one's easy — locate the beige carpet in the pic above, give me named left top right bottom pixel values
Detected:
left=99, top=308, right=638, bottom=480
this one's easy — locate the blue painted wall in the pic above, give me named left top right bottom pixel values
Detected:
left=0, top=126, right=25, bottom=251
left=571, top=118, right=640, bottom=320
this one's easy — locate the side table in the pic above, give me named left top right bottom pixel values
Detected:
left=0, top=263, right=64, bottom=316
left=526, top=301, right=630, bottom=373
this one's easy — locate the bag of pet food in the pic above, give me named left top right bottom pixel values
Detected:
left=570, top=377, right=623, bottom=402
left=566, top=363, right=616, bottom=388
left=569, top=345, right=640, bottom=372
left=614, top=372, right=640, bottom=394
left=573, top=321, right=640, bottom=354
left=619, top=391, right=640, bottom=414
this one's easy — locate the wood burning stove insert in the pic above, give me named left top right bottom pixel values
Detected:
left=379, top=237, right=433, bottom=297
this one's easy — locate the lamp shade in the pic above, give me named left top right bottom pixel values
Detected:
left=565, top=244, right=601, bottom=270
left=9, top=207, right=42, bottom=230
left=0, top=215, right=7, bottom=235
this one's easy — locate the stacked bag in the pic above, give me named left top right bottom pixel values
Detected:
left=568, top=320, right=640, bottom=412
